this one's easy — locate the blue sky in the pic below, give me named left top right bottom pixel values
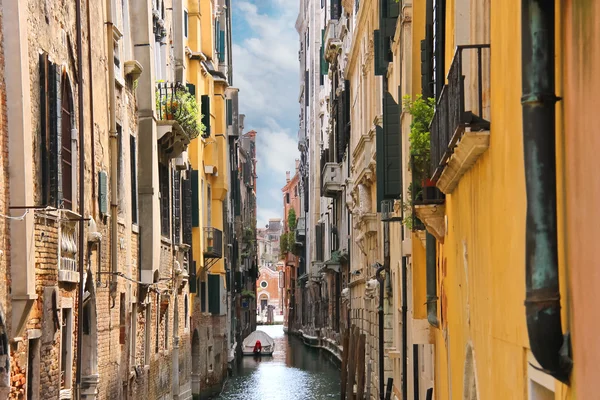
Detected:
left=231, top=0, right=300, bottom=228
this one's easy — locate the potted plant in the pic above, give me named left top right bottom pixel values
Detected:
left=155, top=82, right=206, bottom=140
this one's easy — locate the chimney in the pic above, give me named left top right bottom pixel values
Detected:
left=286, top=171, right=291, bottom=182
left=295, top=159, right=299, bottom=173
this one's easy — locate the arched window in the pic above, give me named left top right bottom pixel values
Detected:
left=61, top=77, right=73, bottom=210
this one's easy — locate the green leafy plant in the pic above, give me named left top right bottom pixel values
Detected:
left=402, top=95, right=435, bottom=230
left=241, top=289, right=255, bottom=299
left=156, top=82, right=206, bottom=140
left=288, top=208, right=297, bottom=232
left=403, top=94, right=435, bottom=179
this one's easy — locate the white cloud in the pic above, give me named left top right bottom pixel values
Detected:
left=233, top=0, right=300, bottom=230
left=257, top=206, right=283, bottom=228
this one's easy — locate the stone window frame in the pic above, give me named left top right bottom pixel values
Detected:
left=59, top=304, right=74, bottom=396
left=260, top=280, right=268, bottom=289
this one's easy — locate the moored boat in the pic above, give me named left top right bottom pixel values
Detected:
left=242, top=330, right=275, bottom=356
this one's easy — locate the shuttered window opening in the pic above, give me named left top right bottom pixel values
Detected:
left=182, top=172, right=193, bottom=245
left=191, top=170, right=199, bottom=227
left=208, top=274, right=222, bottom=315
left=40, top=54, right=64, bottom=207
left=376, top=90, right=402, bottom=211
left=130, top=134, right=138, bottom=224
left=61, top=75, right=73, bottom=210
left=201, top=95, right=211, bottom=138
left=172, top=170, right=181, bottom=244
left=159, top=163, right=170, bottom=237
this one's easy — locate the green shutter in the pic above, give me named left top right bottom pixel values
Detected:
left=376, top=125, right=385, bottom=212
left=48, top=62, right=62, bottom=207
left=219, top=30, right=225, bottom=62
left=374, top=30, right=384, bottom=76
left=208, top=274, right=221, bottom=315
left=186, top=83, right=196, bottom=97
left=191, top=169, right=199, bottom=227
left=99, top=171, right=108, bottom=214
left=226, top=99, right=233, bottom=126
left=382, top=90, right=402, bottom=200
left=201, top=95, right=211, bottom=138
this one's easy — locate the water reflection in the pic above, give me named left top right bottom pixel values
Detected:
left=213, top=325, right=340, bottom=400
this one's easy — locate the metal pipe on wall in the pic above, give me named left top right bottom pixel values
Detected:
left=401, top=257, right=408, bottom=400
left=375, top=263, right=386, bottom=400
left=106, top=0, right=118, bottom=298
left=74, top=0, right=86, bottom=396
left=426, top=233, right=438, bottom=327
left=521, top=0, right=572, bottom=384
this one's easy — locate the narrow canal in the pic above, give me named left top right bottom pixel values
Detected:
left=212, top=325, right=341, bottom=400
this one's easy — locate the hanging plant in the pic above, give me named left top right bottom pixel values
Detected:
left=156, top=82, right=206, bottom=140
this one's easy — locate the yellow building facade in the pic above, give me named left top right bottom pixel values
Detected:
left=399, top=1, right=573, bottom=399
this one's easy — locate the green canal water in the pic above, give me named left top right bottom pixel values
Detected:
left=212, top=325, right=341, bottom=400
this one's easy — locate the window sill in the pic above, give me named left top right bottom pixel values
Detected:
left=161, top=237, right=172, bottom=246
left=60, top=389, right=72, bottom=400
left=132, top=223, right=139, bottom=234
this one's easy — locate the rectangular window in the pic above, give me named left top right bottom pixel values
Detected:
left=159, top=163, right=170, bottom=237
left=117, top=124, right=124, bottom=213
left=172, top=170, right=181, bottom=243
left=60, top=308, right=73, bottom=390
left=27, top=338, right=40, bottom=400
left=155, top=297, right=160, bottom=353
left=206, top=184, right=212, bottom=228
left=164, top=306, right=169, bottom=350
left=130, top=134, right=138, bottom=224
left=119, top=293, right=126, bottom=345
left=201, top=281, right=207, bottom=312
left=144, top=305, right=151, bottom=364
left=184, top=9, right=188, bottom=37
left=130, top=302, right=137, bottom=367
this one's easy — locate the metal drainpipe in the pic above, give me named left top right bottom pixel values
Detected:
left=521, top=0, right=572, bottom=383
left=106, top=0, right=118, bottom=299
left=426, top=233, right=438, bottom=327
left=401, top=257, right=407, bottom=400
left=376, top=264, right=386, bottom=400
left=75, top=0, right=86, bottom=397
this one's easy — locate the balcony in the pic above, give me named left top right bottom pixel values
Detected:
left=324, top=19, right=343, bottom=62
left=156, top=81, right=202, bottom=160
left=58, top=210, right=81, bottom=283
left=430, top=45, right=491, bottom=193
left=203, top=227, right=223, bottom=261
left=322, top=163, right=343, bottom=198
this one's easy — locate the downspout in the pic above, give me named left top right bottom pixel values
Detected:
left=426, top=233, right=438, bottom=327
left=401, top=257, right=408, bottom=400
left=106, top=0, right=118, bottom=299
left=375, top=263, right=386, bottom=400
left=75, top=0, right=86, bottom=396
left=87, top=0, right=96, bottom=214
left=521, top=0, right=572, bottom=383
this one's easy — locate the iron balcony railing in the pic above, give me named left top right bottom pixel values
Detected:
left=156, top=81, right=201, bottom=140
left=430, top=45, right=491, bottom=181
left=203, top=227, right=223, bottom=259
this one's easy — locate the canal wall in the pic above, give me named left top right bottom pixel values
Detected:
left=291, top=329, right=343, bottom=366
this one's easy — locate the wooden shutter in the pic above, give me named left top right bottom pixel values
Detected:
left=376, top=125, right=385, bottom=212
left=315, top=223, right=323, bottom=262
left=182, top=173, right=192, bottom=245
left=172, top=170, right=181, bottom=243
left=320, top=30, right=329, bottom=76
left=130, top=135, right=138, bottom=224
left=331, top=0, right=341, bottom=19
left=305, top=70, right=309, bottom=106
left=201, top=95, right=210, bottom=138
left=374, top=30, right=384, bottom=76
left=376, top=91, right=402, bottom=211
left=159, top=164, right=170, bottom=237
left=98, top=171, right=108, bottom=214
left=226, top=99, right=233, bottom=126
left=191, top=169, right=199, bottom=227
left=48, top=62, right=62, bottom=207
left=344, top=80, right=351, bottom=150
left=219, top=31, right=225, bottom=62
left=39, top=54, right=50, bottom=206
left=208, top=274, right=221, bottom=315
left=186, top=83, right=196, bottom=97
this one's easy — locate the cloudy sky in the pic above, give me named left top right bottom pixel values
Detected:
left=231, top=0, right=300, bottom=228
